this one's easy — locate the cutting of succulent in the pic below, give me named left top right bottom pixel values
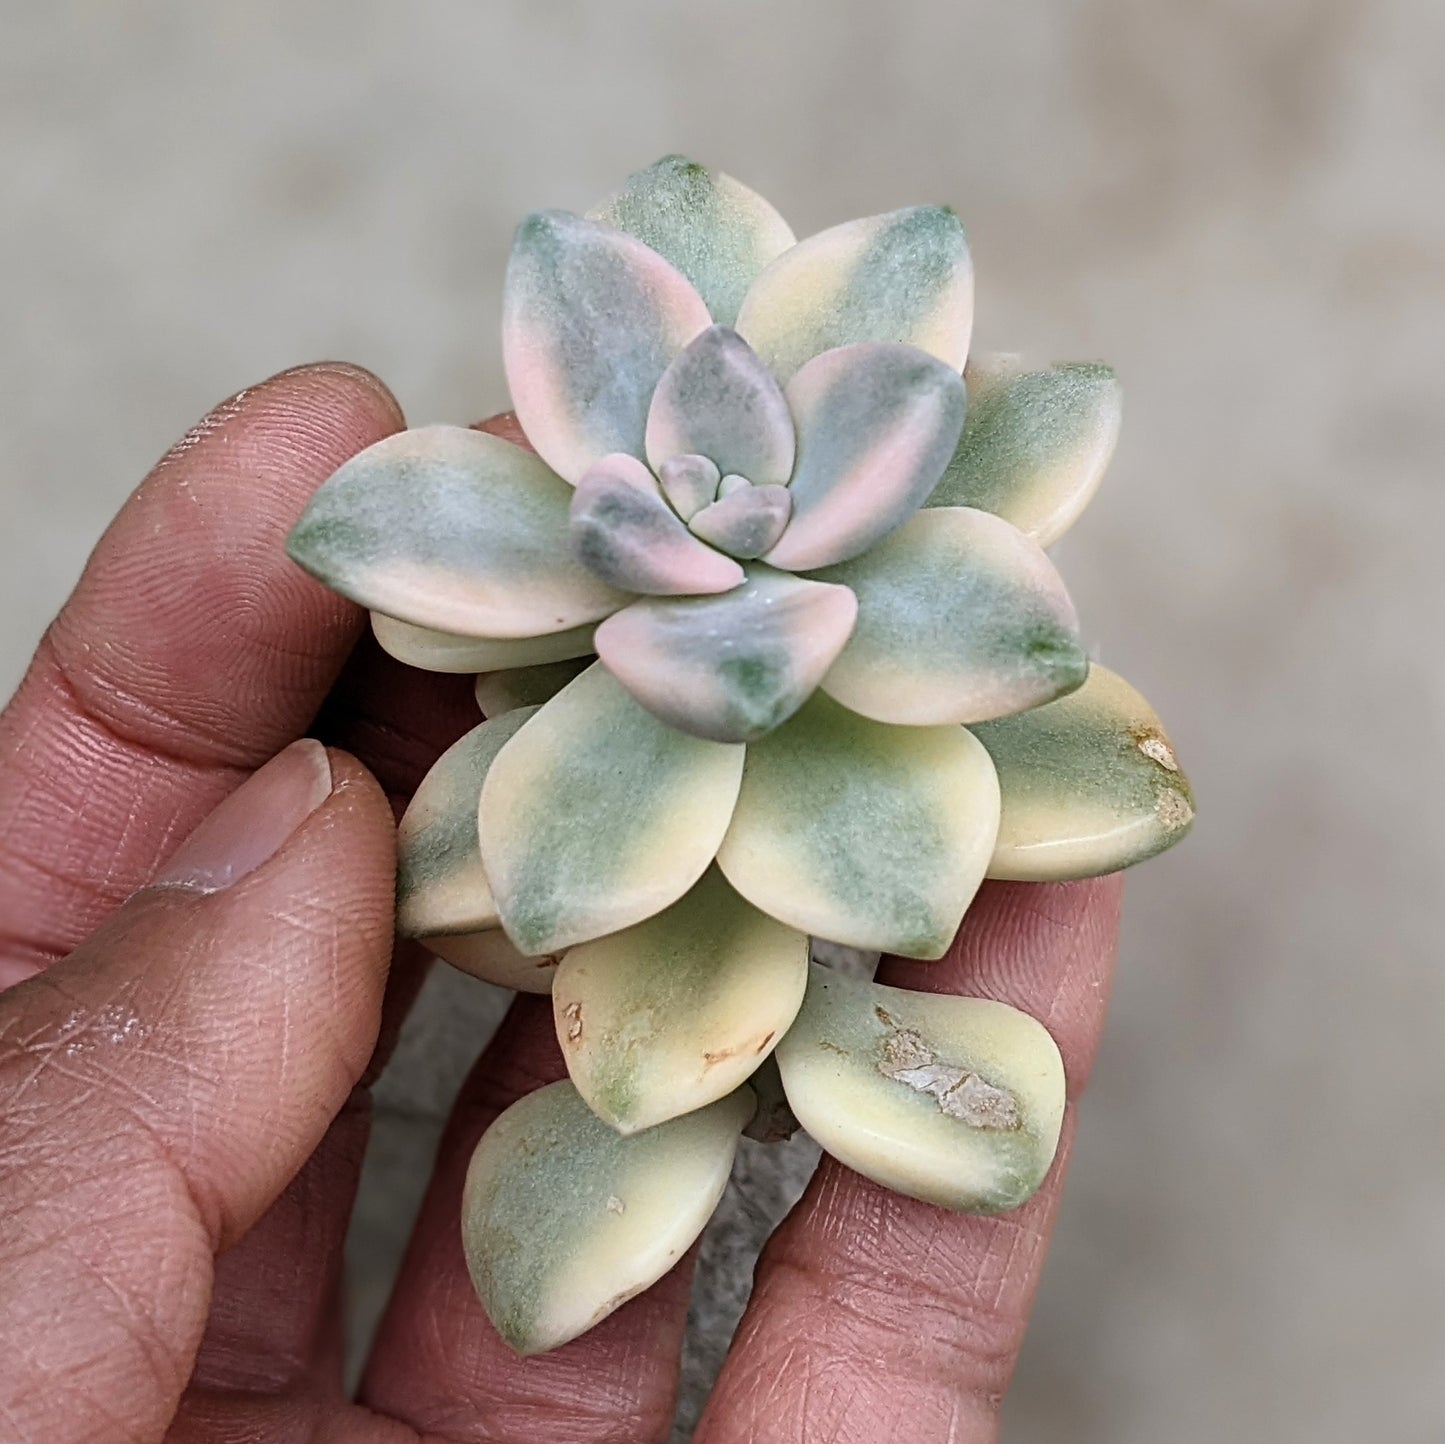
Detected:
left=287, top=154, right=1194, bottom=1353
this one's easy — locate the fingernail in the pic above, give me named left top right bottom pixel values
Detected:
left=154, top=739, right=333, bottom=893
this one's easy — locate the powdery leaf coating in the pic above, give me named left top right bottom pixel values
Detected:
left=687, top=483, right=792, bottom=560
left=775, top=965, right=1066, bottom=1213
left=462, top=1080, right=752, bottom=1355
left=503, top=210, right=712, bottom=484
left=553, top=867, right=808, bottom=1134
left=594, top=567, right=858, bottom=744
left=763, top=342, right=966, bottom=571
left=926, top=356, right=1123, bottom=546
left=396, top=708, right=538, bottom=940
left=970, top=663, right=1195, bottom=880
left=645, top=325, right=796, bottom=486
left=372, top=613, right=596, bottom=674
left=570, top=452, right=745, bottom=596
left=478, top=662, right=745, bottom=955
left=816, top=506, right=1088, bottom=725
left=735, top=205, right=974, bottom=386
left=657, top=453, right=721, bottom=521
left=716, top=691, right=1000, bottom=958
left=589, top=154, right=796, bottom=328
left=287, top=426, right=626, bottom=638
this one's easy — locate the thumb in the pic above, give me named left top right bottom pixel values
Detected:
left=0, top=741, right=396, bottom=1443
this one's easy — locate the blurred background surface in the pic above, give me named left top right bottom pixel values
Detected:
left=2, top=2, right=1442, bottom=1439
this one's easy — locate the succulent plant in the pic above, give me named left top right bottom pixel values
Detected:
left=287, top=154, right=1194, bottom=1356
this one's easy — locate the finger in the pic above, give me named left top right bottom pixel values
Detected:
left=315, top=629, right=482, bottom=810
left=0, top=362, right=402, bottom=983
left=360, top=995, right=693, bottom=1444
left=695, top=876, right=1123, bottom=1444
left=0, top=742, right=396, bottom=1444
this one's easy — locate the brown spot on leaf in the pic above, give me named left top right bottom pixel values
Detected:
left=1156, top=788, right=1194, bottom=830
left=1131, top=724, right=1179, bottom=771
left=877, top=1024, right=1021, bottom=1130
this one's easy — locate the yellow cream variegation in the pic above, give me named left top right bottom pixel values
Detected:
left=287, top=154, right=1194, bottom=1354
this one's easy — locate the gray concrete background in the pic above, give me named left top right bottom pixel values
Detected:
left=2, top=2, right=1442, bottom=1439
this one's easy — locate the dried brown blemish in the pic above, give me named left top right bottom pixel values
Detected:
left=702, top=1045, right=737, bottom=1068
left=536, top=954, right=562, bottom=971
left=563, top=1001, right=584, bottom=1043
left=755, top=1031, right=777, bottom=1054
left=874, top=1006, right=897, bottom=1027
left=1156, top=788, right=1194, bottom=830
left=817, top=1041, right=848, bottom=1057
left=877, top=1025, right=1021, bottom=1130
left=1130, top=725, right=1179, bottom=772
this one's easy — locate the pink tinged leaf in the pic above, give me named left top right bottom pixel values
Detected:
left=588, top=154, right=796, bottom=327
left=657, top=453, right=721, bottom=520
left=286, top=425, right=627, bottom=638
left=816, top=506, right=1088, bottom=726
left=763, top=343, right=967, bottom=572
left=688, top=484, right=792, bottom=560
left=645, top=325, right=796, bottom=486
left=570, top=453, right=744, bottom=596
left=502, top=210, right=712, bottom=484
left=734, top=205, right=974, bottom=386
left=594, top=566, right=858, bottom=744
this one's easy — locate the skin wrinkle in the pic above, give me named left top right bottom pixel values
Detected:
left=0, top=757, right=395, bottom=1444
left=0, top=368, right=400, bottom=974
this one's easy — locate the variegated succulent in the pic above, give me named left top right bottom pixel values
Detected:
left=287, top=155, right=1194, bottom=1355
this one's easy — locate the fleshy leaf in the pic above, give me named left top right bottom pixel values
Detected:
left=762, top=343, right=966, bottom=571
left=288, top=426, right=626, bottom=637
left=372, top=613, right=595, bottom=674
left=571, top=452, right=745, bottom=596
left=926, top=356, right=1122, bottom=546
left=735, top=205, right=973, bottom=385
left=776, top=966, right=1065, bottom=1213
left=479, top=662, right=745, bottom=954
left=462, top=1080, right=751, bottom=1355
left=816, top=506, right=1087, bottom=725
left=657, top=453, right=720, bottom=520
left=594, top=567, right=857, bottom=744
left=475, top=658, right=592, bottom=717
left=645, top=325, right=795, bottom=486
left=503, top=210, right=712, bottom=483
left=716, top=692, right=999, bottom=958
left=588, top=154, right=796, bottom=327
left=425, top=930, right=561, bottom=995
left=396, top=709, right=537, bottom=941
left=970, top=664, right=1195, bottom=879
left=554, top=868, right=808, bottom=1134
left=687, top=483, right=792, bottom=559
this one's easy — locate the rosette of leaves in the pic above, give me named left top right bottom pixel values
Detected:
left=287, top=156, right=1194, bottom=1354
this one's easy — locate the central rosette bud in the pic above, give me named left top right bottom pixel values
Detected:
left=551, top=318, right=972, bottom=743
left=657, top=455, right=793, bottom=560
left=566, top=324, right=805, bottom=597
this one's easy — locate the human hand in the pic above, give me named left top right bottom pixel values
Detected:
left=0, top=363, right=1121, bottom=1443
